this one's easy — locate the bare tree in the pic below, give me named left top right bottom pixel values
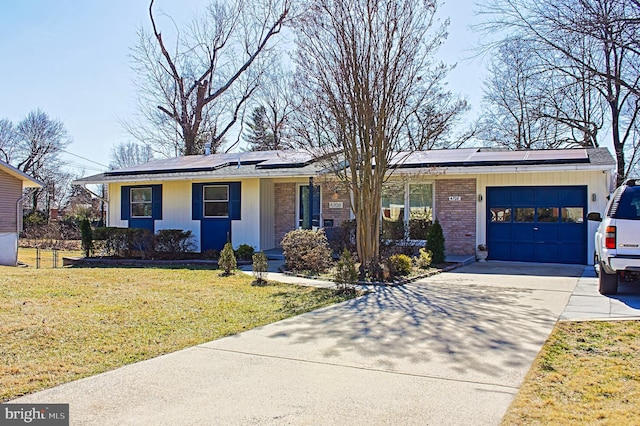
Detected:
left=0, top=118, right=18, bottom=163
left=293, top=0, right=464, bottom=276
left=110, top=141, right=155, bottom=169
left=1, top=110, right=71, bottom=212
left=126, top=0, right=291, bottom=157
left=249, top=65, right=297, bottom=150
left=477, top=0, right=640, bottom=184
left=479, top=38, right=564, bottom=149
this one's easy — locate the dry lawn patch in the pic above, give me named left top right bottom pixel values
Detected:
left=503, top=320, right=640, bottom=425
left=0, top=265, right=354, bottom=402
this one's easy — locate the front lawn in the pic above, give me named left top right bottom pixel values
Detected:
left=503, top=320, right=640, bottom=425
left=0, top=265, right=355, bottom=402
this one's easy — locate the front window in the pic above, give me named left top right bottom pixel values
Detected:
left=204, top=185, right=229, bottom=217
left=382, top=182, right=405, bottom=239
left=382, top=182, right=434, bottom=240
left=409, top=184, right=433, bottom=239
left=131, top=188, right=153, bottom=218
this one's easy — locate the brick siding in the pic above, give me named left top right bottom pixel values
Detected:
left=435, top=179, right=477, bottom=256
left=321, top=185, right=351, bottom=227
left=274, top=183, right=296, bottom=247
left=273, top=181, right=352, bottom=247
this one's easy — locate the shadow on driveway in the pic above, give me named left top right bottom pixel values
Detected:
left=214, top=266, right=572, bottom=387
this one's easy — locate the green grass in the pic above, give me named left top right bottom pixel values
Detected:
left=503, top=321, right=640, bottom=425
left=0, top=264, right=355, bottom=402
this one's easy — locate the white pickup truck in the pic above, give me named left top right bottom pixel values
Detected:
left=588, top=179, right=640, bottom=295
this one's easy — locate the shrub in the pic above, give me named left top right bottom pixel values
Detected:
left=218, top=242, right=237, bottom=275
left=93, top=227, right=128, bottom=257
left=326, top=219, right=357, bottom=254
left=415, top=248, right=433, bottom=269
left=387, top=254, right=412, bottom=277
left=92, top=227, right=153, bottom=258
left=334, top=249, right=358, bottom=292
left=381, top=219, right=405, bottom=240
left=235, top=244, right=255, bottom=261
left=154, top=229, right=196, bottom=256
left=426, top=219, right=445, bottom=264
left=80, top=218, right=93, bottom=257
left=252, top=251, right=269, bottom=284
left=281, top=229, right=332, bottom=273
left=202, top=249, right=220, bottom=260
left=128, top=228, right=154, bottom=259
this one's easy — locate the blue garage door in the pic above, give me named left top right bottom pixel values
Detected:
left=487, top=186, right=587, bottom=264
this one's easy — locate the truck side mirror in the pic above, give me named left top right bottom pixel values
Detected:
left=587, top=212, right=602, bottom=222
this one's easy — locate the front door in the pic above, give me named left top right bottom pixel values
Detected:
left=299, top=185, right=320, bottom=229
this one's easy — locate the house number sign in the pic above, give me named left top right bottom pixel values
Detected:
left=329, top=202, right=343, bottom=209
left=448, top=196, right=462, bottom=202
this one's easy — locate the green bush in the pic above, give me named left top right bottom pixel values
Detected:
left=387, top=254, right=412, bottom=276
left=92, top=227, right=153, bottom=258
left=154, top=229, right=196, bottom=255
left=218, top=242, right=237, bottom=275
left=80, top=218, right=93, bottom=257
left=334, top=249, right=358, bottom=292
left=415, top=248, right=433, bottom=269
left=281, top=229, right=332, bottom=273
left=252, top=251, right=269, bottom=284
left=381, top=219, right=405, bottom=240
left=235, top=244, right=255, bottom=261
left=93, top=227, right=128, bottom=257
left=426, top=219, right=445, bottom=264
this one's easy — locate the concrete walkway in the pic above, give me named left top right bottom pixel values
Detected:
left=12, top=262, right=587, bottom=425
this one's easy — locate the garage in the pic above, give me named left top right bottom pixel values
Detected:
left=486, top=186, right=588, bottom=264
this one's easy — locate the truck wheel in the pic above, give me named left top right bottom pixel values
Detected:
left=598, top=263, right=618, bottom=295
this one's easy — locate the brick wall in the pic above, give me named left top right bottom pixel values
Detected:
left=273, top=181, right=352, bottom=247
left=274, top=183, right=296, bottom=247
left=321, top=185, right=351, bottom=227
left=435, top=179, right=477, bottom=256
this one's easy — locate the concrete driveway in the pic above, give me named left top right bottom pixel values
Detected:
left=561, top=267, right=640, bottom=320
left=13, top=262, right=584, bottom=425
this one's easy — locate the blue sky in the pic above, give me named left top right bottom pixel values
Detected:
left=0, top=1, right=486, bottom=175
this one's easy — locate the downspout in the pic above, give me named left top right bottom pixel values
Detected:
left=17, top=188, right=38, bottom=235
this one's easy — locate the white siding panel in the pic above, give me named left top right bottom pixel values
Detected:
left=155, top=181, right=201, bottom=250
left=260, top=179, right=275, bottom=251
left=476, top=170, right=611, bottom=265
left=0, top=232, right=18, bottom=266
left=231, top=179, right=261, bottom=250
left=107, top=183, right=128, bottom=228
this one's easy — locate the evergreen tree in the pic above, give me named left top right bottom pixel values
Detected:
left=426, top=219, right=446, bottom=264
left=244, top=106, right=275, bottom=151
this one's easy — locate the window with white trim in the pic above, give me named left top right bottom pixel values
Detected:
left=381, top=182, right=434, bottom=240
left=130, top=187, right=153, bottom=218
left=203, top=185, right=229, bottom=217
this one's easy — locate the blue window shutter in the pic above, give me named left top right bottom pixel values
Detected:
left=152, top=185, right=163, bottom=219
left=121, top=186, right=130, bottom=220
left=229, top=182, right=241, bottom=220
left=192, top=183, right=203, bottom=220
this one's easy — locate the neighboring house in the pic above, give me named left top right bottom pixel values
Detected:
left=74, top=147, right=616, bottom=265
left=0, top=160, right=42, bottom=266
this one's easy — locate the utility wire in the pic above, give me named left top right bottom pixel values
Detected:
left=61, top=149, right=109, bottom=169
